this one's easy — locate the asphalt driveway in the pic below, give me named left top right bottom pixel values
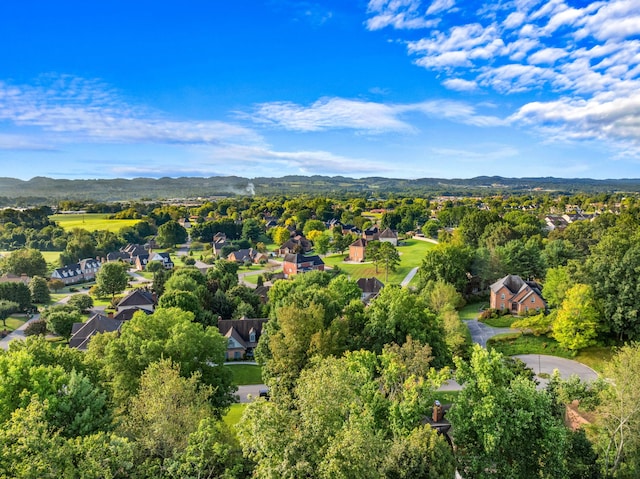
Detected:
left=464, top=319, right=514, bottom=347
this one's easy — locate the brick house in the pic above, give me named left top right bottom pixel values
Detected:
left=349, top=238, right=367, bottom=262
left=489, top=274, right=545, bottom=315
left=282, top=253, right=325, bottom=277
left=51, top=258, right=101, bottom=285
left=218, top=317, right=269, bottom=360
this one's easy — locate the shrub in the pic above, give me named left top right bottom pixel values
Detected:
left=24, top=319, right=48, bottom=336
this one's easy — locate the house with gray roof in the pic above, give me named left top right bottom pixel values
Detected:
left=490, top=274, right=545, bottom=315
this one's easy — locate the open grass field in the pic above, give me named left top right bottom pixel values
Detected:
left=228, top=364, right=263, bottom=385
left=458, top=302, right=485, bottom=320
left=323, top=239, right=435, bottom=285
left=50, top=213, right=141, bottom=232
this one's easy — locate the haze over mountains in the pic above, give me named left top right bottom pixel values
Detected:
left=2, top=175, right=640, bottom=203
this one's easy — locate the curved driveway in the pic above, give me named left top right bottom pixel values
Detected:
left=464, top=319, right=514, bottom=347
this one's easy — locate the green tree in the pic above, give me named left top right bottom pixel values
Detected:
left=157, top=220, right=188, bottom=248
left=0, top=248, right=47, bottom=277
left=418, top=243, right=473, bottom=292
left=314, top=231, right=331, bottom=255
left=543, top=266, right=575, bottom=308
left=29, top=275, right=50, bottom=304
left=448, top=346, right=568, bottom=479
left=379, top=241, right=400, bottom=282
left=364, top=286, right=449, bottom=367
left=67, top=293, right=94, bottom=313
left=95, top=261, right=129, bottom=299
left=45, top=309, right=83, bottom=338
left=48, top=278, right=65, bottom=293
left=158, top=290, right=203, bottom=320
left=365, top=240, right=382, bottom=273
left=595, top=343, right=640, bottom=478
left=242, top=218, right=263, bottom=243
left=302, top=219, right=325, bottom=237
left=120, top=359, right=213, bottom=463
left=87, top=307, right=235, bottom=412
left=553, top=284, right=601, bottom=350
left=271, top=226, right=291, bottom=247
left=0, top=300, right=19, bottom=330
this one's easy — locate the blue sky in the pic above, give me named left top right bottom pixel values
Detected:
left=1, top=0, right=640, bottom=180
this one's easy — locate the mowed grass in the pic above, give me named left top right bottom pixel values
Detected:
left=323, top=239, right=435, bottom=285
left=224, top=403, right=248, bottom=429
left=458, top=302, right=485, bottom=320
left=50, top=213, right=141, bottom=232
left=2, top=315, right=27, bottom=332
left=228, top=364, right=263, bottom=385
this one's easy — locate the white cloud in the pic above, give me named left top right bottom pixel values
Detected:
left=251, top=98, right=415, bottom=133
left=365, top=0, right=640, bottom=153
left=0, top=75, right=261, bottom=146
left=251, top=97, right=505, bottom=132
left=528, top=47, right=567, bottom=65
left=426, top=0, right=455, bottom=16
left=442, top=78, right=478, bottom=91
left=366, top=0, right=438, bottom=30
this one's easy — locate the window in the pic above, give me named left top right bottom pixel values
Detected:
left=249, top=332, right=256, bottom=342
left=531, top=297, right=536, bottom=303
left=500, top=303, right=504, bottom=309
left=501, top=293, right=505, bottom=299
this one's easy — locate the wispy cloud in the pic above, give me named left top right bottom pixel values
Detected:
left=107, top=143, right=391, bottom=178
left=0, top=133, right=57, bottom=151
left=365, top=0, right=640, bottom=150
left=0, top=75, right=261, bottom=146
left=366, top=0, right=440, bottom=31
left=250, top=97, right=504, bottom=132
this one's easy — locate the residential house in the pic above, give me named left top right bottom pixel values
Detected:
left=0, top=273, right=30, bottom=285
left=69, top=307, right=153, bottom=350
left=69, top=313, right=124, bottom=350
left=51, top=258, right=102, bottom=285
left=135, top=251, right=174, bottom=271
left=348, top=238, right=367, bottom=262
left=378, top=228, right=398, bottom=246
left=356, top=277, right=384, bottom=303
left=282, top=253, right=325, bottom=277
left=227, top=248, right=268, bottom=264
left=218, top=317, right=269, bottom=360
left=341, top=224, right=361, bottom=236
left=278, top=235, right=312, bottom=255
left=116, top=289, right=156, bottom=313
left=363, top=226, right=380, bottom=241
left=212, top=232, right=229, bottom=257
left=489, top=274, right=545, bottom=315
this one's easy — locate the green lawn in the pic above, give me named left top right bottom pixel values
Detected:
left=223, top=403, right=247, bottom=429
left=242, top=274, right=261, bottom=285
left=482, top=316, right=516, bottom=328
left=458, top=302, right=486, bottom=320
left=323, top=239, right=436, bottom=285
left=228, top=364, right=263, bottom=385
left=433, top=390, right=460, bottom=404
left=2, top=314, right=27, bottom=332
left=574, top=347, right=614, bottom=373
left=50, top=213, right=141, bottom=232
left=488, top=332, right=576, bottom=359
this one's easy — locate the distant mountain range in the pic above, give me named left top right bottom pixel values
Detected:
left=2, top=175, right=640, bottom=203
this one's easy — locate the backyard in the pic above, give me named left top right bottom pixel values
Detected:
left=322, top=238, right=435, bottom=285
left=50, top=213, right=141, bottom=232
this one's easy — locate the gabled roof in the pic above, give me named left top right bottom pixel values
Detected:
left=356, top=277, right=384, bottom=294
left=379, top=228, right=397, bottom=239
left=117, top=289, right=155, bottom=309
left=350, top=238, right=367, bottom=247
left=218, top=318, right=269, bottom=347
left=113, top=306, right=153, bottom=321
left=490, top=274, right=543, bottom=299
left=69, top=313, right=124, bottom=350
left=282, top=253, right=324, bottom=266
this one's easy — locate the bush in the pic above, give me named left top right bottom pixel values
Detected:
left=24, top=319, right=48, bottom=336
left=67, top=294, right=94, bottom=313
left=69, top=287, right=79, bottom=292
left=182, top=256, right=196, bottom=266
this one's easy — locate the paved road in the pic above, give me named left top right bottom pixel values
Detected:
left=401, top=267, right=419, bottom=287
left=0, top=313, right=42, bottom=350
left=464, top=319, right=514, bottom=347
left=237, top=384, right=268, bottom=403
left=515, top=354, right=599, bottom=387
